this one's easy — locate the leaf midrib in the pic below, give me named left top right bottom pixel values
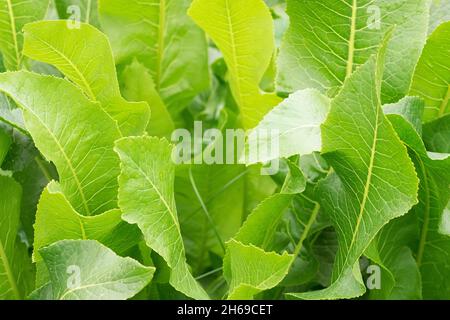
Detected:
left=5, top=0, right=21, bottom=69
left=438, top=84, right=450, bottom=117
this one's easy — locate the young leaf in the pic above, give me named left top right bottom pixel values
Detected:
left=189, top=0, right=282, bottom=129
left=246, top=89, right=330, bottom=164
left=33, top=181, right=141, bottom=263
left=277, top=0, right=429, bottom=103
left=39, top=240, right=155, bottom=300
left=120, top=60, right=175, bottom=138
left=0, top=71, right=121, bottom=216
left=288, top=33, right=419, bottom=299
left=223, top=240, right=293, bottom=300
left=98, top=0, right=209, bottom=114
left=0, top=0, right=49, bottom=70
left=115, top=136, right=209, bottom=300
left=0, top=176, right=34, bottom=299
left=22, top=21, right=150, bottom=136
left=410, top=21, right=450, bottom=122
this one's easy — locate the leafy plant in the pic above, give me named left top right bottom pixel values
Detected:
left=0, top=0, right=448, bottom=301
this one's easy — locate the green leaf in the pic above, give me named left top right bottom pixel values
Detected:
left=410, top=21, right=450, bottom=122
left=33, top=181, right=141, bottom=263
left=22, top=20, right=150, bottom=136
left=0, top=126, right=11, bottom=165
left=115, top=136, right=209, bottom=300
left=54, top=0, right=101, bottom=28
left=246, top=89, right=330, bottom=164
left=385, top=101, right=450, bottom=299
left=423, top=114, right=450, bottom=153
left=0, top=71, right=121, bottom=216
left=223, top=240, right=293, bottom=300
left=0, top=176, right=34, bottom=299
left=39, top=240, right=155, bottom=300
left=189, top=0, right=282, bottom=129
left=98, top=0, right=209, bottom=114
left=119, top=59, right=175, bottom=138
left=0, top=0, right=49, bottom=70
left=277, top=0, right=429, bottom=103
left=175, top=164, right=245, bottom=274
left=289, top=33, right=419, bottom=299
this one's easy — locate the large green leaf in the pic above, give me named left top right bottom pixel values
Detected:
left=98, top=0, right=209, bottom=114
left=246, top=89, right=330, bottom=164
left=22, top=20, right=150, bottom=136
left=277, top=0, right=429, bottom=103
left=189, top=0, right=281, bottom=129
left=410, top=21, right=450, bottom=122
left=33, top=181, right=141, bottom=262
left=0, top=0, right=49, bottom=70
left=0, top=176, right=34, bottom=299
left=0, top=71, right=121, bottom=216
left=39, top=240, right=155, bottom=300
left=288, top=33, right=419, bottom=300
left=115, top=136, right=208, bottom=300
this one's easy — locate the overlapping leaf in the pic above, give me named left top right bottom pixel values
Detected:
left=22, top=21, right=150, bottom=136
left=115, top=136, right=208, bottom=300
left=288, top=33, right=419, bottom=299
left=277, top=0, right=429, bottom=103
left=38, top=240, right=154, bottom=300
left=0, top=72, right=121, bottom=216
left=98, top=0, right=209, bottom=114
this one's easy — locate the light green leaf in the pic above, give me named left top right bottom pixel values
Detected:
left=54, top=0, right=100, bottom=27
left=423, top=114, right=450, bottom=153
left=98, top=0, right=209, bottom=114
left=115, top=136, right=209, bottom=300
left=23, top=20, right=150, bottom=136
left=289, top=33, right=419, bottom=299
left=0, top=176, right=34, bottom=299
left=189, top=0, right=282, bottom=129
left=120, top=59, right=174, bottom=138
left=0, top=71, right=121, bottom=216
left=33, top=181, right=141, bottom=263
left=246, top=89, right=330, bottom=164
left=277, top=0, right=429, bottom=103
left=0, top=0, right=49, bottom=70
left=39, top=240, right=155, bottom=300
left=410, top=21, right=450, bottom=122
left=223, top=240, right=293, bottom=300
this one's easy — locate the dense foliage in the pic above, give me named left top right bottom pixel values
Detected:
left=0, top=0, right=449, bottom=300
